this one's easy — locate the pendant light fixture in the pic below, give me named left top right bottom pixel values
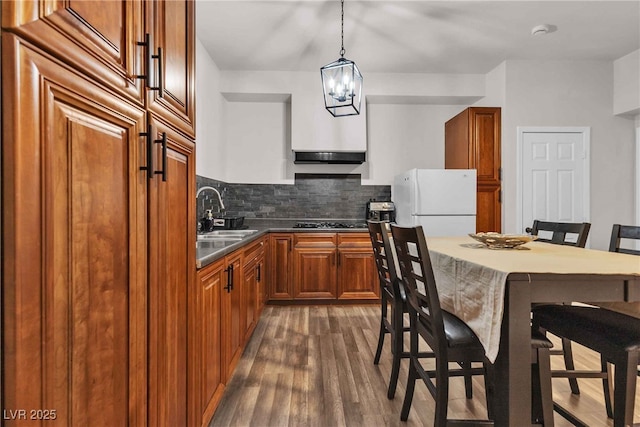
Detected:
left=320, top=0, right=363, bottom=117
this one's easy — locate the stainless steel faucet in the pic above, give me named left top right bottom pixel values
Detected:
left=196, top=186, right=225, bottom=212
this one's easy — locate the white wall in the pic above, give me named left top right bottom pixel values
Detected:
left=613, top=49, right=640, bottom=116
left=195, top=39, right=226, bottom=179
left=364, top=104, right=466, bottom=184
left=500, top=60, right=635, bottom=249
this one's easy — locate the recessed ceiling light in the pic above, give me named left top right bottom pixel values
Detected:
left=531, top=24, right=556, bottom=36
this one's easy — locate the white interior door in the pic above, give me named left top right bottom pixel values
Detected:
left=517, top=127, right=590, bottom=239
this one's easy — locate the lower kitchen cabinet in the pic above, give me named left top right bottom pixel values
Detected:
left=242, top=238, right=265, bottom=342
left=197, top=258, right=226, bottom=425
left=337, top=234, right=379, bottom=300
left=269, top=233, right=294, bottom=299
left=288, top=232, right=378, bottom=302
left=221, top=251, right=243, bottom=382
left=197, top=237, right=268, bottom=426
left=293, top=233, right=338, bottom=299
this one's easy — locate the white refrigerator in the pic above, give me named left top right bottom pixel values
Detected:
left=392, top=169, right=477, bottom=237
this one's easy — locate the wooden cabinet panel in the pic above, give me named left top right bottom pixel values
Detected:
left=147, top=0, right=196, bottom=137
left=337, top=233, right=379, bottom=300
left=445, top=107, right=502, bottom=233
left=293, top=248, right=338, bottom=299
left=2, top=0, right=145, bottom=104
left=148, top=117, right=195, bottom=427
left=221, top=252, right=243, bottom=382
left=477, top=184, right=502, bottom=233
left=197, top=259, right=225, bottom=426
left=269, top=234, right=294, bottom=299
left=444, top=109, right=471, bottom=169
left=1, top=36, right=147, bottom=425
left=473, top=110, right=501, bottom=182
left=241, top=238, right=265, bottom=340
left=242, top=258, right=259, bottom=342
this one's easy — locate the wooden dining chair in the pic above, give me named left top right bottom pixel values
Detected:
left=526, top=220, right=591, bottom=248
left=367, top=220, right=410, bottom=399
left=367, top=220, right=470, bottom=400
left=533, top=224, right=640, bottom=427
left=390, top=224, right=494, bottom=426
left=526, top=219, right=592, bottom=397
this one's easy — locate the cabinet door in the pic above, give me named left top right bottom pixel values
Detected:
left=148, top=116, right=195, bottom=427
left=2, top=0, right=145, bottom=104
left=293, top=248, right=338, bottom=299
left=221, top=252, right=243, bottom=382
left=336, top=234, right=379, bottom=300
left=257, top=241, right=269, bottom=319
left=198, top=259, right=226, bottom=426
left=146, top=0, right=196, bottom=137
left=268, top=234, right=294, bottom=299
left=2, top=36, right=147, bottom=425
left=242, top=259, right=259, bottom=343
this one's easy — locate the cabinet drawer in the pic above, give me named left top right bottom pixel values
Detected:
left=294, top=233, right=337, bottom=247
left=243, top=238, right=265, bottom=265
left=337, top=232, right=372, bottom=248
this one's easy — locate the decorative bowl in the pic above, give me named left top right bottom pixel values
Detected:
left=468, top=232, right=538, bottom=249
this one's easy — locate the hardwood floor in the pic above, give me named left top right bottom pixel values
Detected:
left=210, top=305, right=639, bottom=427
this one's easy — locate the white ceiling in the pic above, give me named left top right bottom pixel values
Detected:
left=195, top=0, right=640, bottom=75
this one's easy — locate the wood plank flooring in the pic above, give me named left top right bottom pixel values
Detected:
left=209, top=305, right=639, bottom=427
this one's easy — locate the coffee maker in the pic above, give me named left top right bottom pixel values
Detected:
left=366, top=200, right=396, bottom=222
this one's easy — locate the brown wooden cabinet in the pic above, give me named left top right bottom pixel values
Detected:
left=221, top=251, right=243, bottom=383
left=268, top=233, right=294, bottom=299
left=146, top=0, right=196, bottom=138
left=337, top=234, right=379, bottom=300
left=1, top=35, right=148, bottom=425
left=269, top=232, right=379, bottom=302
left=293, top=234, right=338, bottom=299
left=242, top=238, right=265, bottom=342
left=148, top=117, right=196, bottom=427
left=2, top=0, right=146, bottom=105
left=257, top=237, right=269, bottom=312
left=196, top=258, right=226, bottom=426
left=2, top=1, right=196, bottom=425
left=445, top=107, right=502, bottom=233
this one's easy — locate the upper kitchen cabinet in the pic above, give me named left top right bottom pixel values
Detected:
left=1, top=0, right=146, bottom=104
left=2, top=34, right=148, bottom=425
left=445, top=107, right=502, bottom=233
left=146, top=0, right=196, bottom=138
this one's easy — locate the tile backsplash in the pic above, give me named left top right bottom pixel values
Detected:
left=196, top=174, right=391, bottom=221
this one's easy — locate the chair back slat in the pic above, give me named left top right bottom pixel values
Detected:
left=529, top=220, right=591, bottom=248
left=609, top=224, right=640, bottom=255
left=390, top=224, right=446, bottom=352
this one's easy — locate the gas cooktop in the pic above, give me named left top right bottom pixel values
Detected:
left=293, top=221, right=367, bottom=229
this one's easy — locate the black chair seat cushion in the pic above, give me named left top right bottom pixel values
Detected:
left=417, top=308, right=482, bottom=348
left=533, top=305, right=640, bottom=355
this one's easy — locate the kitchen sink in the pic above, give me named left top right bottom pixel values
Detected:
left=197, top=229, right=258, bottom=241
left=196, top=239, right=242, bottom=249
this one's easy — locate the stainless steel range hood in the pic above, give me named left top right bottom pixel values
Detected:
left=294, top=151, right=366, bottom=164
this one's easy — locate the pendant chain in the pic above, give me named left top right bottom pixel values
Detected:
left=340, top=0, right=345, bottom=57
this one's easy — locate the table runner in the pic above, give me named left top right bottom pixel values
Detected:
left=427, top=236, right=640, bottom=362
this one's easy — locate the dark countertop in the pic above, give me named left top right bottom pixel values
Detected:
left=196, top=218, right=368, bottom=269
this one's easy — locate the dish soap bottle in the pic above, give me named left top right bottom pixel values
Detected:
left=201, top=209, right=214, bottom=233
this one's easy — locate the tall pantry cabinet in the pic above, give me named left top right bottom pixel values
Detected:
left=1, top=1, right=196, bottom=426
left=445, top=107, right=502, bottom=233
